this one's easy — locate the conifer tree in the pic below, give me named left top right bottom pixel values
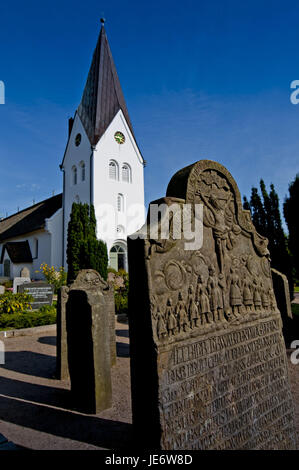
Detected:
left=243, top=180, right=293, bottom=297
left=284, top=174, right=299, bottom=282
left=66, top=202, right=108, bottom=283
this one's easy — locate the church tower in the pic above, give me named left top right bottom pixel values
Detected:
left=60, top=20, right=145, bottom=271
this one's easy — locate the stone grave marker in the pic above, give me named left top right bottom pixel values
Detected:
left=271, top=268, right=293, bottom=321
left=64, top=269, right=112, bottom=413
left=57, top=270, right=116, bottom=381
left=20, top=267, right=30, bottom=278
left=13, top=277, right=31, bottom=294
left=128, top=159, right=297, bottom=450
left=0, top=286, right=4, bottom=295
left=18, top=282, right=54, bottom=309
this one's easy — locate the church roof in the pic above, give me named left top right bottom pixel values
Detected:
left=0, top=194, right=62, bottom=242
left=1, top=241, right=33, bottom=263
left=78, top=24, right=137, bottom=147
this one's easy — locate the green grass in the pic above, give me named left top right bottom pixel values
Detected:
left=292, top=303, right=299, bottom=316
left=294, top=286, right=299, bottom=293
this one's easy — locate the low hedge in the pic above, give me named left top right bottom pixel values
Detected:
left=0, top=307, right=56, bottom=330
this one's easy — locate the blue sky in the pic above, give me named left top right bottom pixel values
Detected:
left=0, top=0, right=299, bottom=227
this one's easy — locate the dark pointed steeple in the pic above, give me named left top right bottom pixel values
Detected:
left=78, top=21, right=135, bottom=147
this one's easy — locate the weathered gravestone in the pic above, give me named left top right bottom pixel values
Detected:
left=18, top=282, right=54, bottom=309
left=128, top=160, right=297, bottom=450
left=57, top=269, right=116, bottom=381
left=58, top=270, right=114, bottom=413
left=0, top=286, right=5, bottom=295
left=271, top=268, right=294, bottom=346
left=20, top=267, right=30, bottom=278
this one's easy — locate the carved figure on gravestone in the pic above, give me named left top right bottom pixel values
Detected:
left=261, top=282, right=270, bottom=312
left=175, top=291, right=190, bottom=333
left=207, top=266, right=225, bottom=322
left=187, top=285, right=199, bottom=328
left=227, top=267, right=243, bottom=317
left=196, top=275, right=212, bottom=325
left=156, top=306, right=168, bottom=339
left=268, top=287, right=279, bottom=312
left=196, top=171, right=241, bottom=276
left=165, top=298, right=177, bottom=336
left=253, top=278, right=262, bottom=312
left=242, top=276, right=253, bottom=313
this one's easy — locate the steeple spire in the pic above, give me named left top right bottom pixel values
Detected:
left=78, top=21, right=135, bottom=147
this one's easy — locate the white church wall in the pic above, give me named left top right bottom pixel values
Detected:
left=93, top=110, right=145, bottom=260
left=45, top=208, right=63, bottom=268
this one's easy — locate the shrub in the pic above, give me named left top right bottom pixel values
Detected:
left=0, top=292, right=33, bottom=314
left=0, top=310, right=56, bottom=330
left=67, top=202, right=108, bottom=283
left=112, top=269, right=129, bottom=316
left=36, top=263, right=67, bottom=293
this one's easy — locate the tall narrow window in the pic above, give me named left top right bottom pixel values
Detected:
left=80, top=161, right=85, bottom=182
left=122, top=163, right=131, bottom=183
left=117, top=193, right=124, bottom=212
left=34, top=238, right=38, bottom=259
left=72, top=166, right=77, bottom=185
left=109, top=160, right=118, bottom=180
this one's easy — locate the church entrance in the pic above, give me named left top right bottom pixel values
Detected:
left=109, top=243, right=127, bottom=272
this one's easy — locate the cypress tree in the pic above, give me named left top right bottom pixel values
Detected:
left=284, top=174, right=299, bottom=283
left=245, top=181, right=293, bottom=297
left=66, top=202, right=108, bottom=283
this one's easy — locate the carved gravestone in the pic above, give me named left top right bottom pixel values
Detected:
left=128, top=160, right=297, bottom=450
left=65, top=270, right=112, bottom=413
left=57, top=269, right=116, bottom=380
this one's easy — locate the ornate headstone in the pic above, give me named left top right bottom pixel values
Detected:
left=128, top=160, right=297, bottom=450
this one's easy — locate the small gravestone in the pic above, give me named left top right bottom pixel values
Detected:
left=13, top=277, right=31, bottom=294
left=0, top=286, right=4, bottom=295
left=18, top=282, right=54, bottom=309
left=271, top=268, right=295, bottom=346
left=65, top=269, right=112, bottom=413
left=57, top=272, right=116, bottom=380
left=271, top=268, right=293, bottom=320
left=20, top=267, right=30, bottom=278
left=128, top=159, right=297, bottom=450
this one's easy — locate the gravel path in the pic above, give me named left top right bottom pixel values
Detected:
left=0, top=320, right=298, bottom=450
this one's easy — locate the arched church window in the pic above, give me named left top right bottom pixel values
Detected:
left=109, top=160, right=118, bottom=180
left=122, top=163, right=131, bottom=183
left=117, top=193, right=124, bottom=212
left=72, top=166, right=77, bottom=185
left=109, top=244, right=126, bottom=271
left=79, top=161, right=85, bottom=182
